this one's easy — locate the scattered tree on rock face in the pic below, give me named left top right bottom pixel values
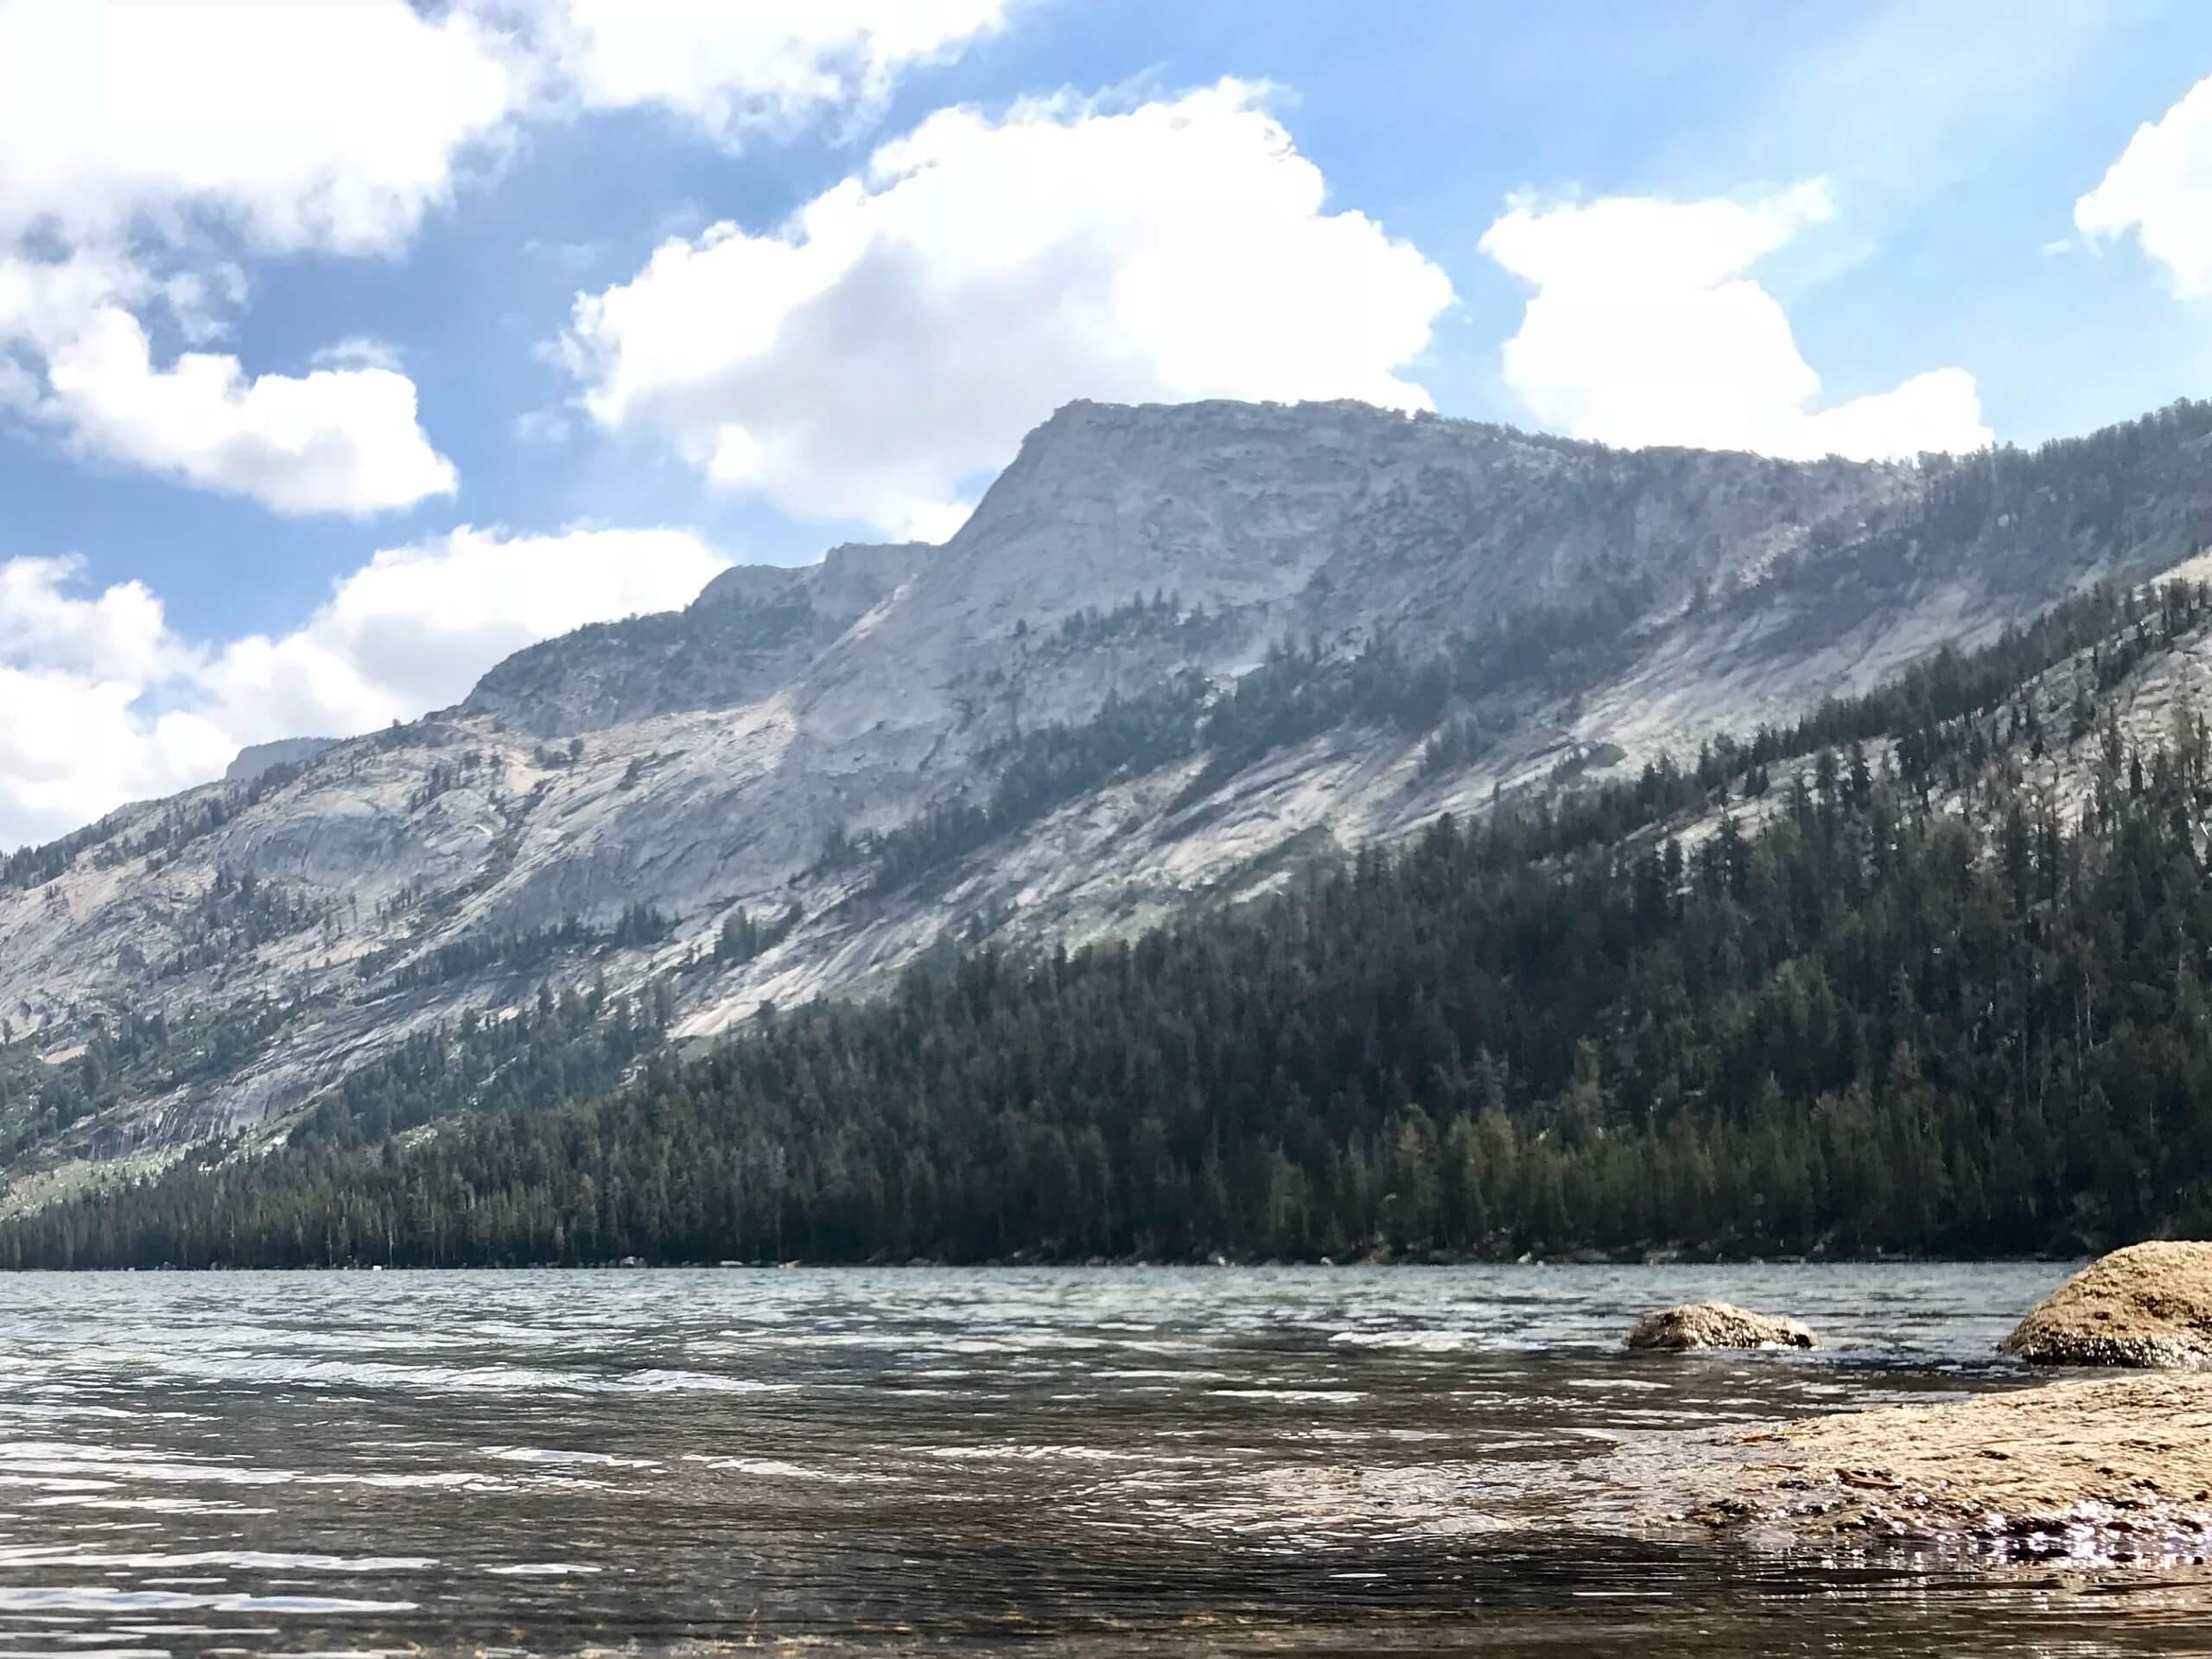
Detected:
left=851, top=575, right=1669, bottom=896
left=283, top=975, right=669, bottom=1154
left=715, top=904, right=801, bottom=966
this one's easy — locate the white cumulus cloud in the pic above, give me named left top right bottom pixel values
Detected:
left=525, top=0, right=1007, bottom=141
left=1478, top=182, right=1989, bottom=461
left=0, top=0, right=521, bottom=257
left=197, top=525, right=728, bottom=740
left=0, top=0, right=1014, bottom=516
left=39, top=306, right=456, bottom=515
left=0, top=0, right=501, bottom=514
left=0, top=555, right=191, bottom=683
left=0, top=529, right=728, bottom=849
left=558, top=79, right=1455, bottom=538
left=2075, top=75, right=2212, bottom=298
left=0, top=557, right=237, bottom=846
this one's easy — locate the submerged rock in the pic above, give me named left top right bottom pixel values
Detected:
left=2002, top=1242, right=2212, bottom=1369
left=1625, top=1302, right=1819, bottom=1351
left=1686, top=1373, right=2212, bottom=1559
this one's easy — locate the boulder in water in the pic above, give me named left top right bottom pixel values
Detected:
left=2001, top=1241, right=2212, bottom=1369
left=1625, top=1301, right=1819, bottom=1351
left=1684, top=1372, right=2212, bottom=1556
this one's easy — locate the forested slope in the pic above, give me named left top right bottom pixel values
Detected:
left=9, top=395, right=2212, bottom=1216
left=14, top=582, right=2212, bottom=1268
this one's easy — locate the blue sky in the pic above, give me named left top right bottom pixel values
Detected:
left=3, top=0, right=2211, bottom=847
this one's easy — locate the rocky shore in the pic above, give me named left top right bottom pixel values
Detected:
left=1659, top=1243, right=2212, bottom=1561
left=1686, top=1374, right=2212, bottom=1558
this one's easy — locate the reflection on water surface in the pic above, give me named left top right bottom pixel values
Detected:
left=1, top=1263, right=2207, bottom=1656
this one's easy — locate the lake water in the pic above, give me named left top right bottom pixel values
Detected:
left=3, top=1263, right=2210, bottom=1656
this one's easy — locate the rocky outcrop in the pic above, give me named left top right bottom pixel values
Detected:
left=2001, top=1242, right=2212, bottom=1369
left=1626, top=1303, right=1819, bottom=1351
left=224, top=738, right=335, bottom=784
left=460, top=543, right=930, bottom=738
left=1686, top=1373, right=2212, bottom=1557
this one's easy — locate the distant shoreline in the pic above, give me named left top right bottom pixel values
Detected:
left=7, top=1252, right=2088, bottom=1274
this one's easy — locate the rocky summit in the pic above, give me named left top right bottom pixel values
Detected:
left=4, top=395, right=2212, bottom=1208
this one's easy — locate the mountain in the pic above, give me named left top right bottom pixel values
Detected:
left=16, top=571, right=2212, bottom=1268
left=3, top=394, right=2212, bottom=1214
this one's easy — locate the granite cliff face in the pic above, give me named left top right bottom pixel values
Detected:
left=4, top=395, right=2210, bottom=1200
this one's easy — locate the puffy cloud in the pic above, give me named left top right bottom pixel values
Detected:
left=0, top=0, right=1012, bottom=515
left=0, top=555, right=189, bottom=682
left=527, top=0, right=1007, bottom=140
left=0, top=0, right=521, bottom=257
left=2075, top=75, right=2212, bottom=298
left=1479, top=183, right=1990, bottom=461
left=0, top=0, right=1014, bottom=257
left=0, top=529, right=727, bottom=849
left=38, top=306, right=456, bottom=515
left=0, top=558, right=235, bottom=846
left=559, top=80, right=1454, bottom=537
left=0, top=250, right=453, bottom=513
left=0, top=664, right=238, bottom=849
left=0, top=0, right=501, bottom=514
left=197, top=526, right=728, bottom=739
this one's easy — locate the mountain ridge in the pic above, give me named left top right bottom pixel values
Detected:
left=3, top=392, right=2211, bottom=1211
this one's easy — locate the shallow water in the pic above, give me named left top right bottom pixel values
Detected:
left=2, top=1263, right=2209, bottom=1656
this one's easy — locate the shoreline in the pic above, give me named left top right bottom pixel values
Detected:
left=0, top=1250, right=2094, bottom=1273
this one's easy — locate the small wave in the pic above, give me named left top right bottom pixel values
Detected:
left=1327, top=1329, right=1484, bottom=1352
left=0, top=1473, right=118, bottom=1491
left=0, top=1586, right=417, bottom=1613
left=0, top=1451, right=293, bottom=1487
left=0, top=1548, right=434, bottom=1572
left=1206, top=1388, right=1366, bottom=1404
left=120, top=1354, right=799, bottom=1397
left=149, top=1356, right=594, bottom=1394
left=616, top=1369, right=795, bottom=1394
left=680, top=1454, right=894, bottom=1484
left=924, top=1444, right=1149, bottom=1464
left=28, top=1497, right=278, bottom=1516
left=481, top=1446, right=659, bottom=1466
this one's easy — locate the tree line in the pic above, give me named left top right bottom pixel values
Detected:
left=11, top=694, right=2212, bottom=1268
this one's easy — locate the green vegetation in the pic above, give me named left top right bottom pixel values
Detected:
left=865, top=673, right=1213, bottom=893
left=1755, top=397, right=2212, bottom=618
left=12, top=554, right=2212, bottom=1270
left=715, top=903, right=803, bottom=965
left=156, top=868, right=333, bottom=981
left=2, top=1000, right=303, bottom=1160
left=287, top=977, right=670, bottom=1153
left=370, top=916, right=601, bottom=994
left=16, top=643, right=2212, bottom=1264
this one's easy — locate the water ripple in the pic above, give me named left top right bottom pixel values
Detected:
left=0, top=1262, right=2201, bottom=1656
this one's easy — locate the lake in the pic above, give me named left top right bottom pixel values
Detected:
left=2, top=1263, right=2208, bottom=1656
